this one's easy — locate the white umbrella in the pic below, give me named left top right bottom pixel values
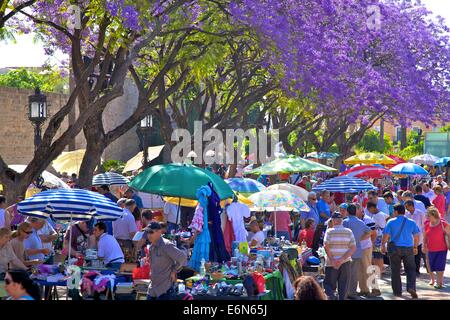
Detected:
left=9, top=165, right=70, bottom=189
left=409, top=154, right=439, bottom=166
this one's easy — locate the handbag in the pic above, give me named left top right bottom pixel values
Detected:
left=387, top=217, right=407, bottom=255
left=441, top=221, right=450, bottom=251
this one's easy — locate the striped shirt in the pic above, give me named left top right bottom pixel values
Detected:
left=324, top=224, right=356, bottom=266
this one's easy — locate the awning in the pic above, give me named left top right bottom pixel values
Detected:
left=122, top=145, right=165, bottom=173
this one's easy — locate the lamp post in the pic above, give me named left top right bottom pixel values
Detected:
left=28, top=87, right=48, bottom=151
left=137, top=115, right=153, bottom=169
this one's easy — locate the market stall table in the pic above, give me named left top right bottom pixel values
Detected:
left=187, top=270, right=285, bottom=300
left=0, top=281, right=7, bottom=299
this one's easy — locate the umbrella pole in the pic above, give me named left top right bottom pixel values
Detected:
left=274, top=207, right=277, bottom=239
left=175, top=197, right=181, bottom=233
left=68, top=213, right=73, bottom=265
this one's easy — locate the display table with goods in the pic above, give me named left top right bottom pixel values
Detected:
left=182, top=237, right=327, bottom=301
left=29, top=263, right=134, bottom=300
left=0, top=281, right=7, bottom=300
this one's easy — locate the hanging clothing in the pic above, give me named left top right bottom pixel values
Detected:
left=207, top=183, right=230, bottom=263
left=190, top=205, right=204, bottom=233
left=188, top=186, right=211, bottom=271
left=223, top=213, right=235, bottom=256
left=226, top=202, right=251, bottom=242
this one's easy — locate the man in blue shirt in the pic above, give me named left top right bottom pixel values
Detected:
left=24, top=218, right=49, bottom=262
left=343, top=204, right=371, bottom=299
left=125, top=189, right=144, bottom=209
left=381, top=204, right=420, bottom=299
left=312, top=191, right=331, bottom=256
left=300, top=192, right=320, bottom=228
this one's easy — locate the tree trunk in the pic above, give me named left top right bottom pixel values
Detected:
left=78, top=113, right=106, bottom=188
left=0, top=173, right=29, bottom=205
left=379, top=118, right=385, bottom=152
left=400, top=126, right=407, bottom=150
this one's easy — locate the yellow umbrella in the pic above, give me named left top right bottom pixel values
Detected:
left=163, top=192, right=253, bottom=208
left=344, top=153, right=396, bottom=165
left=25, top=187, right=41, bottom=199
left=52, top=149, right=85, bottom=175
left=122, top=145, right=165, bottom=173
left=267, top=183, right=309, bottom=201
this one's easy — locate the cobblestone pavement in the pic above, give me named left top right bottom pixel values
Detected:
left=363, top=257, right=450, bottom=300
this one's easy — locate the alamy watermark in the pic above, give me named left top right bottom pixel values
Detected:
left=171, top=121, right=280, bottom=165
left=67, top=5, right=81, bottom=30
left=366, top=265, right=381, bottom=290
left=366, top=4, right=382, bottom=32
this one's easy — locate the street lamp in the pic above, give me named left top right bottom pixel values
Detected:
left=137, top=115, right=153, bottom=169
left=28, top=87, right=48, bottom=151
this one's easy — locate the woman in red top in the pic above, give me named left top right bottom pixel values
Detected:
left=432, top=186, right=446, bottom=218
left=298, top=218, right=315, bottom=248
left=423, top=206, right=450, bottom=289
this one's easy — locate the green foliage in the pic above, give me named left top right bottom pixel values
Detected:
left=102, top=159, right=126, bottom=173
left=440, top=125, right=450, bottom=133
left=398, top=146, right=421, bottom=160
left=355, top=129, right=393, bottom=153
left=0, top=68, right=68, bottom=93
left=394, top=130, right=424, bottom=159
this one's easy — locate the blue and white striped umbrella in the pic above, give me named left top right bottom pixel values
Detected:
left=17, top=189, right=123, bottom=221
left=92, top=172, right=130, bottom=186
left=312, top=176, right=377, bottom=193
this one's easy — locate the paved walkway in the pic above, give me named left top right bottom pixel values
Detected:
left=365, top=256, right=450, bottom=300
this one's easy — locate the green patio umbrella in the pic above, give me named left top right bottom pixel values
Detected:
left=128, top=163, right=234, bottom=200
left=247, top=155, right=337, bottom=175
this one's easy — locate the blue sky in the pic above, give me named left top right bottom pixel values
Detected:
left=0, top=0, right=449, bottom=68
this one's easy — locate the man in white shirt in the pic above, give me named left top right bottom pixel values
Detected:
left=355, top=203, right=378, bottom=296
left=365, top=201, right=389, bottom=279
left=405, top=200, right=426, bottom=275
left=367, top=190, right=389, bottom=215
left=0, top=195, right=7, bottom=228
left=113, top=199, right=138, bottom=263
left=94, top=221, right=124, bottom=270
left=113, top=199, right=138, bottom=241
left=402, top=191, right=427, bottom=214
left=163, top=202, right=180, bottom=233
left=422, top=183, right=436, bottom=202
left=432, top=175, right=448, bottom=189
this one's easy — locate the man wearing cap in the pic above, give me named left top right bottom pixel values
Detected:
left=343, top=204, right=371, bottom=299
left=339, top=203, right=349, bottom=219
left=313, top=191, right=331, bottom=255
left=323, top=212, right=356, bottom=300
left=145, top=222, right=187, bottom=300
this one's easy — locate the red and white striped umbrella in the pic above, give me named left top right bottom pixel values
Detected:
left=340, top=165, right=392, bottom=179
